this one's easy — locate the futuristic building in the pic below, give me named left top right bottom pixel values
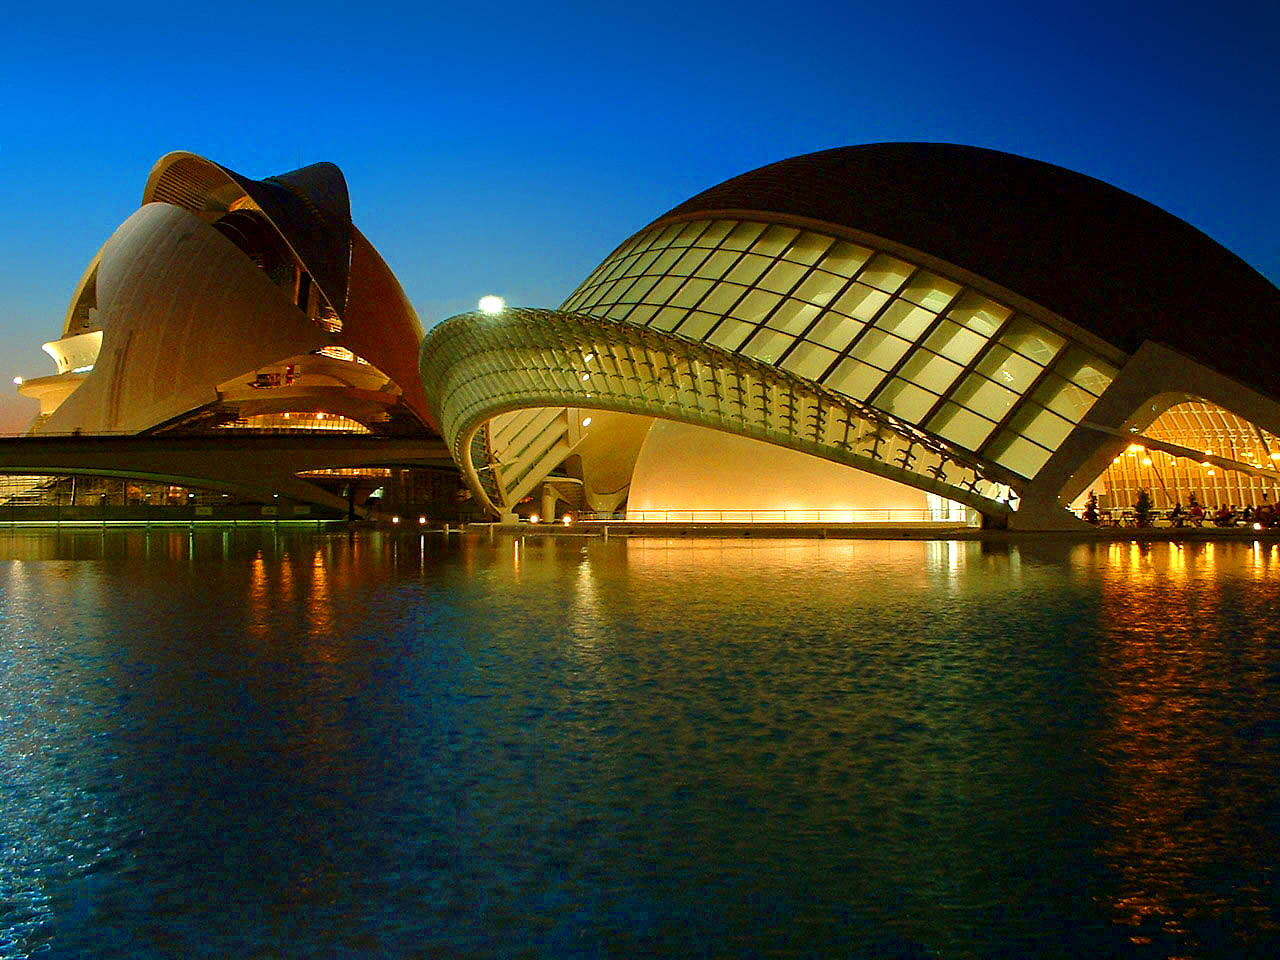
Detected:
left=420, top=143, right=1280, bottom=529
left=8, top=152, right=449, bottom=513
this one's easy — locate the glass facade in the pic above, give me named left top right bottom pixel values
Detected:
left=563, top=218, right=1118, bottom=479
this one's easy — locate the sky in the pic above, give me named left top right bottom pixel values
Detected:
left=1, top=0, right=1276, bottom=432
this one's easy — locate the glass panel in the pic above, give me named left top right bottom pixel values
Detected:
left=622, top=275, right=661, bottom=304
left=824, top=357, right=886, bottom=401
left=610, top=276, right=646, bottom=304
left=696, top=220, right=736, bottom=247
left=648, top=248, right=683, bottom=274
left=674, top=220, right=709, bottom=245
left=975, top=344, right=1043, bottom=394
left=1000, top=317, right=1065, bottom=364
left=627, top=304, right=658, bottom=326
left=792, top=271, right=847, bottom=307
left=873, top=378, right=938, bottom=422
left=631, top=248, right=664, bottom=275
left=604, top=302, right=632, bottom=321
left=989, top=432, right=1053, bottom=478
left=781, top=341, right=838, bottom=380
left=899, top=348, right=963, bottom=395
left=1033, top=373, right=1098, bottom=422
left=650, top=306, right=687, bottom=332
left=819, top=240, right=874, bottom=277
left=750, top=224, right=799, bottom=258
left=805, top=314, right=863, bottom=353
left=695, top=249, right=739, bottom=281
left=947, top=292, right=1011, bottom=337
left=674, top=311, right=719, bottom=340
left=643, top=275, right=684, bottom=305
left=900, top=271, right=961, bottom=312
left=741, top=327, right=794, bottom=365
left=707, top=317, right=755, bottom=352
left=699, top=282, right=748, bottom=315
left=923, top=319, right=985, bottom=365
left=671, top=248, right=710, bottom=275
left=928, top=402, right=997, bottom=450
left=668, top=278, right=714, bottom=308
left=852, top=328, right=912, bottom=370
left=782, top=232, right=833, bottom=265
left=725, top=253, right=771, bottom=286
left=874, top=300, right=937, bottom=341
left=722, top=222, right=766, bottom=251
left=758, top=260, right=809, bottom=294
left=832, top=283, right=889, bottom=322
left=857, top=252, right=913, bottom=293
left=952, top=373, right=1018, bottom=421
left=733, top=289, right=782, bottom=325
left=651, top=223, right=684, bottom=248
left=1007, top=402, right=1074, bottom=448
left=1057, top=347, right=1117, bottom=396
left=765, top=299, right=822, bottom=335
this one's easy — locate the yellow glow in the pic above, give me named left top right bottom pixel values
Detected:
left=1207, top=469, right=1216, bottom=476
left=562, top=515, right=572, bottom=525
left=1201, top=461, right=1210, bottom=467
left=391, top=515, right=400, bottom=524
left=530, top=514, right=540, bottom=523
left=418, top=516, right=427, bottom=525
left=1271, top=453, right=1280, bottom=460
left=1142, top=457, right=1152, bottom=466
left=1255, top=522, right=1264, bottom=531
left=478, top=295, right=505, bottom=314
left=11, top=376, right=21, bottom=385
left=581, top=373, right=590, bottom=382
left=1127, top=443, right=1144, bottom=454
left=581, top=416, right=592, bottom=427
left=583, top=352, right=594, bottom=363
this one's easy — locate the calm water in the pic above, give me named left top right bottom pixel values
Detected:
left=1, top=529, right=1279, bottom=958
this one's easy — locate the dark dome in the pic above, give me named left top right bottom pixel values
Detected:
left=662, top=143, right=1280, bottom=398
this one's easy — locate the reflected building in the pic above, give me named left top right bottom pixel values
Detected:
left=420, top=144, right=1280, bottom=529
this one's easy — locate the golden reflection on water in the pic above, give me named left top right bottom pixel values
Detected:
left=1092, top=540, right=1278, bottom=951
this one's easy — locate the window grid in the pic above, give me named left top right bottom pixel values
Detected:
left=561, top=218, right=1118, bottom=472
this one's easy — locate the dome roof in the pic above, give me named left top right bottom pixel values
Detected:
left=662, top=143, right=1280, bottom=398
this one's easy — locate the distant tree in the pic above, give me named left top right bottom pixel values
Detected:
left=1135, top=488, right=1152, bottom=527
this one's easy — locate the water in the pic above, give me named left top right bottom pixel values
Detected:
left=1, top=529, right=1278, bottom=958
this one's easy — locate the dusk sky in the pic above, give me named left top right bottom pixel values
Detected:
left=1, top=0, right=1276, bottom=432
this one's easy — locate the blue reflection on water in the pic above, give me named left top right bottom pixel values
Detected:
left=1, top=530, right=1278, bottom=957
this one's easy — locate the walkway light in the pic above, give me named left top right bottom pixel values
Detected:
left=478, top=295, right=504, bottom=314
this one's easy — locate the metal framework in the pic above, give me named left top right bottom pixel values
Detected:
left=420, top=307, right=1019, bottom=520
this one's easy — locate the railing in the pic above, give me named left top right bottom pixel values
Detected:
left=567, top=508, right=974, bottom=525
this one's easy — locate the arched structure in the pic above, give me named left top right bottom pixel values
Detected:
left=421, top=144, right=1280, bottom=529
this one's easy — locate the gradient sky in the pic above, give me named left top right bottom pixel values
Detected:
left=1, top=0, right=1276, bottom=432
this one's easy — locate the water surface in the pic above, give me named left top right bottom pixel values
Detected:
left=2, top=530, right=1278, bottom=957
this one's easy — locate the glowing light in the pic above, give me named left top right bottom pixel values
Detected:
left=1201, top=461, right=1210, bottom=467
left=11, top=376, right=22, bottom=385
left=1207, top=469, right=1216, bottom=476
left=1127, top=443, right=1143, bottom=454
left=583, top=352, right=594, bottom=363
left=581, top=373, right=590, bottom=381
left=530, top=514, right=540, bottom=523
left=1142, top=457, right=1152, bottom=466
left=581, top=416, right=592, bottom=427
left=1255, top=522, right=1264, bottom=531
left=478, top=295, right=504, bottom=314
left=562, top=515, right=572, bottom=525
left=391, top=515, right=400, bottom=524
left=1272, top=453, right=1280, bottom=460
left=418, top=516, right=427, bottom=525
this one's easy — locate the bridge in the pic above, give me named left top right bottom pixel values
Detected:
left=0, top=432, right=452, bottom=514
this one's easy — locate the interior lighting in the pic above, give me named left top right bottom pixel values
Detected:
left=1127, top=443, right=1143, bottom=454
left=1207, top=469, right=1216, bottom=476
left=478, top=295, right=505, bottom=314
left=1272, top=453, right=1280, bottom=460
left=581, top=417, right=592, bottom=427
left=562, top=515, right=572, bottom=525
left=418, top=516, right=427, bottom=525
left=1255, top=522, right=1264, bottom=531
left=583, top=352, right=594, bottom=363
left=530, top=514, right=540, bottom=523
left=581, top=373, right=590, bottom=382
left=391, top=515, right=400, bottom=524
left=1142, top=457, right=1152, bottom=466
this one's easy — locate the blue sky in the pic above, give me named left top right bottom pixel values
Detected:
left=1, top=0, right=1276, bottom=431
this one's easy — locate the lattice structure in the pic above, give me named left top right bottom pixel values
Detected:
left=420, top=307, right=1018, bottom=519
